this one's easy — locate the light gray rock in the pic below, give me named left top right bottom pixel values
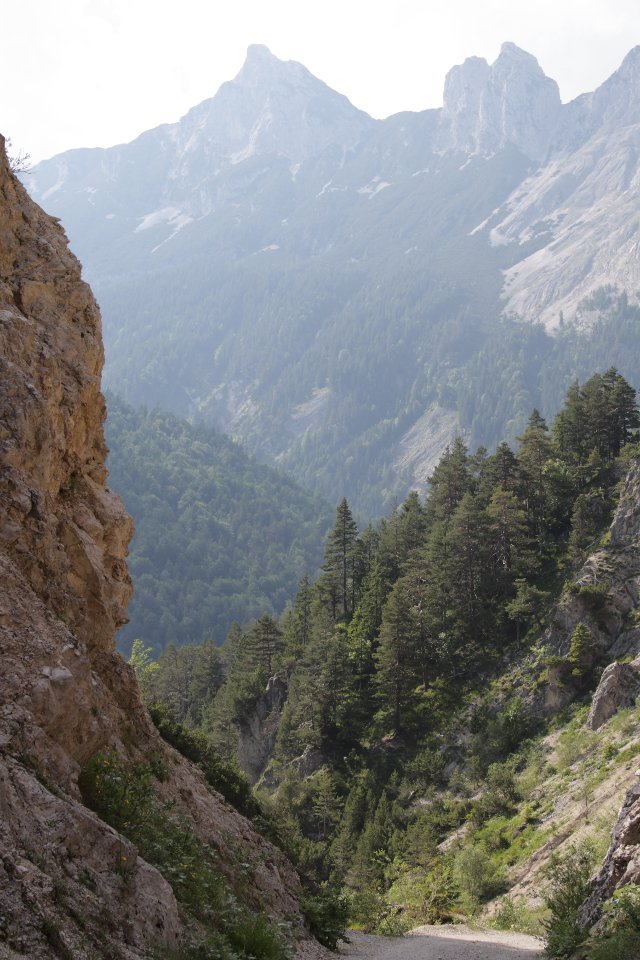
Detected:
left=611, top=460, right=640, bottom=545
left=579, top=780, right=640, bottom=929
left=491, top=50, right=640, bottom=330
left=586, top=660, right=640, bottom=730
left=237, top=675, right=287, bottom=784
left=290, top=745, right=325, bottom=780
left=439, top=42, right=561, bottom=161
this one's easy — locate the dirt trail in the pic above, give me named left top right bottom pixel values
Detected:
left=340, top=926, right=543, bottom=960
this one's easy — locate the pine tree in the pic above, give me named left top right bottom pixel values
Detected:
left=446, top=493, right=492, bottom=653
left=319, top=498, right=360, bottom=621
left=481, top=441, right=519, bottom=497
left=553, top=380, right=585, bottom=463
left=568, top=493, right=597, bottom=563
left=485, top=488, right=536, bottom=591
left=184, top=638, right=224, bottom=726
left=375, top=579, right=418, bottom=730
left=517, top=409, right=553, bottom=544
left=605, top=368, right=639, bottom=456
left=310, top=769, right=341, bottom=841
left=397, top=490, right=427, bottom=570
left=330, top=774, right=372, bottom=875
left=426, top=437, right=473, bottom=523
left=284, top=574, right=315, bottom=655
left=245, top=613, right=283, bottom=675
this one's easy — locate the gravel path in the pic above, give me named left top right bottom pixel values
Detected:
left=340, top=926, right=544, bottom=960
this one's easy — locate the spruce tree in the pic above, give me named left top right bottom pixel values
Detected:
left=245, top=613, right=283, bottom=675
left=375, top=579, right=418, bottom=731
left=320, top=498, right=360, bottom=621
left=426, top=437, right=472, bottom=523
left=517, top=409, right=553, bottom=544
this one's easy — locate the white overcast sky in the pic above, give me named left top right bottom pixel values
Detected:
left=3, top=0, right=639, bottom=162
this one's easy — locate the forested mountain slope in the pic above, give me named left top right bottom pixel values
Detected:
left=138, top=370, right=640, bottom=957
left=28, top=44, right=640, bottom=514
left=105, top=394, right=331, bottom=655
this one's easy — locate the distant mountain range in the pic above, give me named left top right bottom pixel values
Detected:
left=28, top=43, right=640, bottom=514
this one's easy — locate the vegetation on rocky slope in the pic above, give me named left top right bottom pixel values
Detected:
left=132, top=369, right=640, bottom=956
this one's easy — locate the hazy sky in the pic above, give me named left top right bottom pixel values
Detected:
left=3, top=0, right=639, bottom=162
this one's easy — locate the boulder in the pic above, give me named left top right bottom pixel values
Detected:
left=586, top=660, right=640, bottom=730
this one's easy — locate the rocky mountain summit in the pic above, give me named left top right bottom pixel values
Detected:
left=0, top=136, right=324, bottom=960
left=492, top=46, right=640, bottom=330
left=26, top=44, right=640, bottom=515
left=439, top=42, right=561, bottom=161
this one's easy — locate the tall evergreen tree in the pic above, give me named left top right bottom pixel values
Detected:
left=485, top=488, right=536, bottom=592
left=320, top=498, right=360, bottom=621
left=447, top=493, right=492, bottom=654
left=426, top=437, right=473, bottom=523
left=375, top=579, right=418, bottom=730
left=397, top=490, right=428, bottom=570
left=517, top=409, right=553, bottom=544
left=245, top=613, right=283, bottom=675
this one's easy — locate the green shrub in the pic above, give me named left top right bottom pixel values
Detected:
left=587, top=884, right=640, bottom=960
left=386, top=859, right=459, bottom=925
left=470, top=759, right=520, bottom=826
left=301, top=888, right=350, bottom=949
left=543, top=843, right=595, bottom=958
left=374, top=908, right=411, bottom=937
left=79, top=750, right=289, bottom=960
left=577, top=584, right=610, bottom=611
left=348, top=890, right=388, bottom=933
left=149, top=703, right=259, bottom=818
left=487, top=896, right=542, bottom=936
left=453, top=844, right=504, bottom=908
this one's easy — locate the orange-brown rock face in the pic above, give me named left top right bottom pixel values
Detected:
left=0, top=134, right=133, bottom=651
left=0, top=137, right=323, bottom=960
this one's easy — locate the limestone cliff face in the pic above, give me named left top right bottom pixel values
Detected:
left=439, top=42, right=561, bottom=162
left=237, top=675, right=287, bottom=785
left=0, top=137, right=323, bottom=960
left=532, top=457, right=640, bottom=924
left=540, top=459, right=640, bottom=681
left=579, top=781, right=640, bottom=929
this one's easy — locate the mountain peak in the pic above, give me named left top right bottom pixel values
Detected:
left=562, top=43, right=640, bottom=145
left=497, top=41, right=540, bottom=65
left=617, top=44, right=640, bottom=73
left=245, top=43, right=275, bottom=61
left=233, top=42, right=303, bottom=88
left=440, top=40, right=560, bottom=160
left=173, top=40, right=373, bottom=174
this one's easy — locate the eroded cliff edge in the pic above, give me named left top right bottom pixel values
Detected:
left=0, top=136, right=322, bottom=960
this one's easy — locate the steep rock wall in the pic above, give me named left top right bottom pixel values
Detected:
left=0, top=137, right=322, bottom=959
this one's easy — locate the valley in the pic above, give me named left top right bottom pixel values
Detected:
left=3, top=26, right=640, bottom=960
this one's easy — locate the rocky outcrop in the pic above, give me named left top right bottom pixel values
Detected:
left=290, top=745, right=325, bottom=781
left=579, top=780, right=640, bottom=928
left=439, top=42, right=561, bottom=162
left=237, top=675, right=287, bottom=784
left=543, top=460, right=640, bottom=659
left=0, top=136, right=324, bottom=959
left=526, top=459, right=640, bottom=719
left=586, top=659, right=640, bottom=730
left=491, top=48, right=640, bottom=330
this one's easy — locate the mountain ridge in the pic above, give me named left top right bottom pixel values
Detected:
left=27, top=42, right=640, bottom=515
